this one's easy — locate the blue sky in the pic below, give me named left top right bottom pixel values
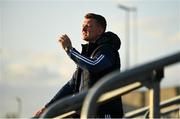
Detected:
left=0, top=0, right=180, bottom=117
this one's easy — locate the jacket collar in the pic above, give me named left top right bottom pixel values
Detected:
left=81, top=42, right=97, bottom=56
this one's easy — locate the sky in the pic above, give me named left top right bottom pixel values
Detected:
left=0, top=0, right=180, bottom=117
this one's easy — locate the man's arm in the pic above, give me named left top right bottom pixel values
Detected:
left=67, top=48, right=113, bottom=73
left=33, top=82, right=75, bottom=118
left=33, top=70, right=77, bottom=118
left=45, top=81, right=75, bottom=108
left=58, top=34, right=114, bottom=73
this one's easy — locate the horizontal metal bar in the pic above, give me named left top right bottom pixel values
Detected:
left=161, top=105, right=180, bottom=116
left=53, top=111, right=76, bottom=119
left=98, top=82, right=142, bottom=102
left=41, top=91, right=87, bottom=118
left=125, top=106, right=148, bottom=118
left=125, top=95, right=180, bottom=118
left=161, top=95, right=180, bottom=108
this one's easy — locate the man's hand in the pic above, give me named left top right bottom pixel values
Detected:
left=33, top=107, right=46, bottom=118
left=59, top=34, right=72, bottom=52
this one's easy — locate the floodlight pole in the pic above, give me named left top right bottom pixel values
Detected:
left=118, top=4, right=137, bottom=69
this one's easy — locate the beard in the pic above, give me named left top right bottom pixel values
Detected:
left=82, top=33, right=90, bottom=41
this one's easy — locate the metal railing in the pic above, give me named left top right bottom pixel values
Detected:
left=41, top=91, right=87, bottom=118
left=41, top=51, right=180, bottom=118
left=125, top=95, right=180, bottom=118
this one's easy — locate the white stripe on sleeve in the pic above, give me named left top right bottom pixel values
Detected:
left=71, top=50, right=105, bottom=66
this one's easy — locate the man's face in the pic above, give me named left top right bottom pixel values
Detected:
left=82, top=18, right=103, bottom=42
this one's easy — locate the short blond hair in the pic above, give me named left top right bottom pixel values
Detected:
left=85, top=13, right=107, bottom=32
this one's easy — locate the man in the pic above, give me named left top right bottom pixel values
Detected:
left=34, top=13, right=123, bottom=118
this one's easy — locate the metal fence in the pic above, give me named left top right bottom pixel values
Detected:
left=125, top=95, right=180, bottom=118
left=41, top=51, right=180, bottom=118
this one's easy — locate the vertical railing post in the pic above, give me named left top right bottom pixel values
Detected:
left=178, top=106, right=180, bottom=118
left=149, top=79, right=160, bottom=118
left=149, top=69, right=164, bottom=118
